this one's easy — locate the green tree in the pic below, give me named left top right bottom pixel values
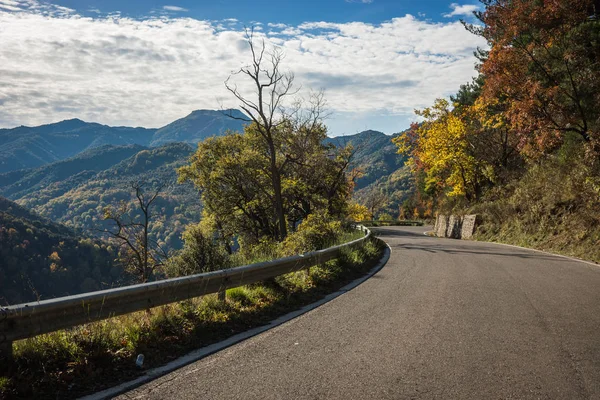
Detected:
left=223, top=29, right=296, bottom=240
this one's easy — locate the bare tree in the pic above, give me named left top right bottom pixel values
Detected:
left=102, top=180, right=168, bottom=283
left=364, top=189, right=389, bottom=220
left=223, top=28, right=297, bottom=240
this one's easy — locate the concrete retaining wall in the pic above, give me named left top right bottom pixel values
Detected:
left=434, top=214, right=478, bottom=239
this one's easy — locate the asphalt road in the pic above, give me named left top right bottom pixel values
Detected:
left=116, top=226, right=600, bottom=399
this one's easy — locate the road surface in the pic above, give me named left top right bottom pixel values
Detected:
left=117, top=226, right=600, bottom=399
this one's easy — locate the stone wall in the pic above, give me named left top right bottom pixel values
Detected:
left=434, top=214, right=478, bottom=239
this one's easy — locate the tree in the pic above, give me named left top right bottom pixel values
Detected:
left=362, top=188, right=388, bottom=219
left=474, top=0, right=600, bottom=157
left=181, top=30, right=355, bottom=249
left=179, top=120, right=354, bottom=249
left=223, top=29, right=296, bottom=240
left=102, top=181, right=168, bottom=283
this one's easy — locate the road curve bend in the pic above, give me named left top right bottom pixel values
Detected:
left=116, top=226, right=600, bottom=399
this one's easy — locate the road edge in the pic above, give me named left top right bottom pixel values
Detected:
left=424, top=230, right=599, bottom=269
left=80, top=242, right=392, bottom=400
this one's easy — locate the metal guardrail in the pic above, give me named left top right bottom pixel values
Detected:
left=0, top=226, right=371, bottom=365
left=360, top=220, right=423, bottom=227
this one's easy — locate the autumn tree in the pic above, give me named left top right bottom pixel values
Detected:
left=474, top=0, right=600, bottom=157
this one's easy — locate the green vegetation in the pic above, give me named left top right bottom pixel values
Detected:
left=0, top=144, right=145, bottom=200
left=1, top=232, right=384, bottom=399
left=0, top=197, right=121, bottom=304
left=395, top=0, right=600, bottom=262
left=470, top=144, right=600, bottom=263
left=329, top=130, right=416, bottom=220
left=12, top=143, right=202, bottom=252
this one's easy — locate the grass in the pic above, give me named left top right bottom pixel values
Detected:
left=0, top=235, right=384, bottom=399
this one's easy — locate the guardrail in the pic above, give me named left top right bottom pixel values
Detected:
left=0, top=225, right=371, bottom=366
left=360, top=220, right=424, bottom=227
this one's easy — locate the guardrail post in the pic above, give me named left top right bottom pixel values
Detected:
left=218, top=290, right=226, bottom=302
left=0, top=340, right=13, bottom=374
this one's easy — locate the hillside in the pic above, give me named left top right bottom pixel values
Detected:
left=13, top=143, right=202, bottom=251
left=0, top=197, right=121, bottom=304
left=0, top=144, right=145, bottom=200
left=150, top=109, right=247, bottom=146
left=327, top=130, right=413, bottom=218
left=326, top=130, right=406, bottom=190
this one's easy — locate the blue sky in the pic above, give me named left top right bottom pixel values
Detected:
left=51, top=0, right=476, bottom=25
left=0, top=0, right=486, bottom=136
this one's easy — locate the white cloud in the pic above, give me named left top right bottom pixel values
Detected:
left=0, top=6, right=487, bottom=134
left=444, top=3, right=480, bottom=18
left=345, top=0, right=374, bottom=3
left=0, top=0, right=74, bottom=15
left=267, top=22, right=287, bottom=28
left=163, top=5, right=188, bottom=12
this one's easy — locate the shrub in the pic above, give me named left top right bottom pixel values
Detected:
left=280, top=211, right=343, bottom=256
left=164, top=223, right=230, bottom=277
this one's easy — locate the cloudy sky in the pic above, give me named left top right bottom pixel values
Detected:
left=0, top=0, right=487, bottom=136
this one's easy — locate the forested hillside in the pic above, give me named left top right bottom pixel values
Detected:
left=12, top=143, right=202, bottom=251
left=328, top=129, right=415, bottom=219
left=326, top=130, right=405, bottom=189
left=396, top=0, right=600, bottom=262
left=0, top=197, right=121, bottom=304
left=0, top=144, right=145, bottom=200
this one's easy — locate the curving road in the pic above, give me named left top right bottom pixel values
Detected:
left=116, top=226, right=600, bottom=399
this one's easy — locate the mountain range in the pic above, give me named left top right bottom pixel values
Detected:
left=0, top=109, right=246, bottom=173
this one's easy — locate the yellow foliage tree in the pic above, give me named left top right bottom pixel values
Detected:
left=347, top=202, right=371, bottom=222
left=394, top=99, right=489, bottom=202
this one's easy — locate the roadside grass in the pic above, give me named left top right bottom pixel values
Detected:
left=1, top=235, right=384, bottom=399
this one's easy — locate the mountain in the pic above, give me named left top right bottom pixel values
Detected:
left=0, top=119, right=156, bottom=173
left=327, top=130, right=406, bottom=190
left=0, top=197, right=121, bottom=304
left=8, top=142, right=202, bottom=252
left=150, top=109, right=247, bottom=146
left=0, top=109, right=247, bottom=173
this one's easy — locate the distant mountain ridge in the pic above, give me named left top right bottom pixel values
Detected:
left=0, top=109, right=246, bottom=173
left=150, top=109, right=248, bottom=146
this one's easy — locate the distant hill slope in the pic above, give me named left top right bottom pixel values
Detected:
left=150, top=109, right=247, bottom=146
left=12, top=142, right=202, bottom=252
left=0, top=197, right=121, bottom=304
left=0, top=119, right=156, bottom=173
left=0, top=144, right=145, bottom=200
left=326, top=130, right=406, bottom=190
left=327, top=129, right=416, bottom=218
left=0, top=109, right=247, bottom=173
